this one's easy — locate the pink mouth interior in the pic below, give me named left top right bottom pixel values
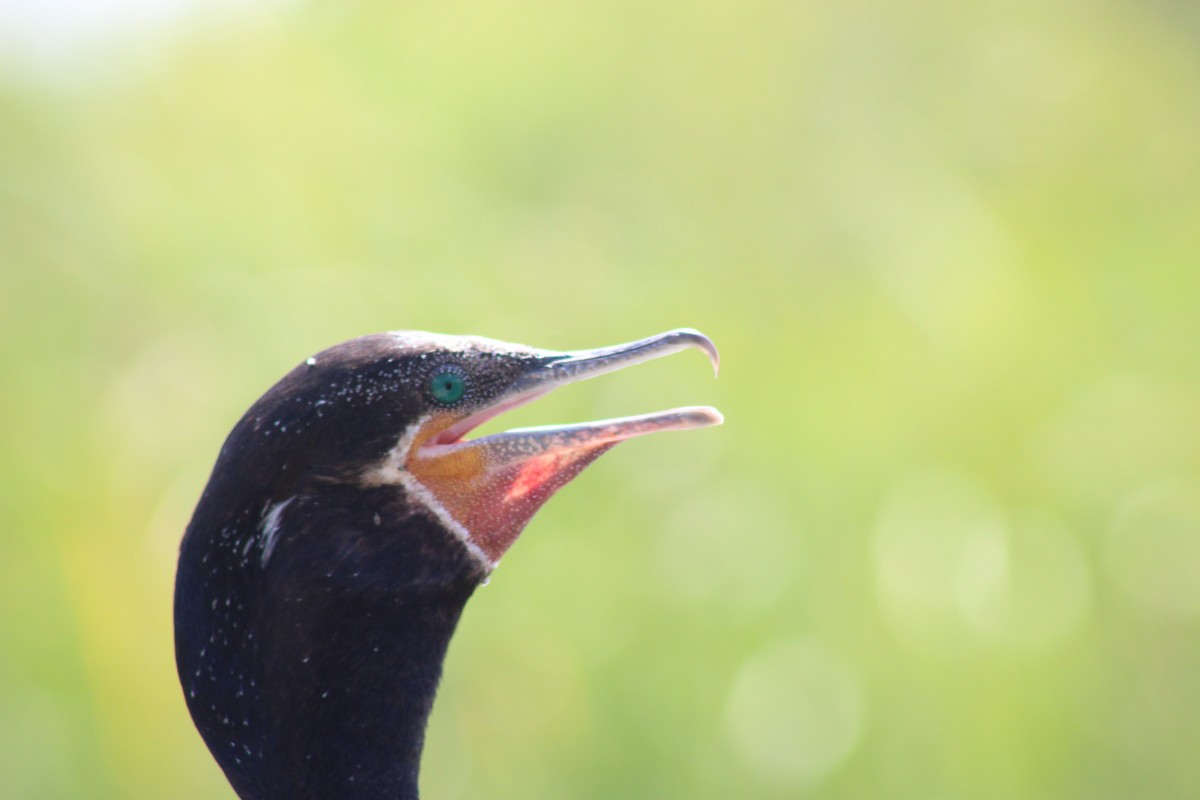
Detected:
left=427, top=388, right=555, bottom=448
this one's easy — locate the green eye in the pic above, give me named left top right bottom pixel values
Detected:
left=429, top=369, right=466, bottom=404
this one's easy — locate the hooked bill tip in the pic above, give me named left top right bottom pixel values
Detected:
left=669, top=328, right=721, bottom=377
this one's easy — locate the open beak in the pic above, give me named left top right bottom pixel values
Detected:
left=405, top=329, right=723, bottom=565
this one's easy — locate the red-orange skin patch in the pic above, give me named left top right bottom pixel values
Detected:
left=505, top=454, right=561, bottom=502
left=406, top=413, right=614, bottom=562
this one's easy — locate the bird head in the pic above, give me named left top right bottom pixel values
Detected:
left=216, top=327, right=721, bottom=571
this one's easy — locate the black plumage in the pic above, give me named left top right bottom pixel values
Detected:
left=175, top=329, right=720, bottom=800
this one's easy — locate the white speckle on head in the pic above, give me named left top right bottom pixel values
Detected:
left=385, top=329, right=541, bottom=359
left=362, top=414, right=493, bottom=570
left=259, top=497, right=296, bottom=567
left=306, top=357, right=317, bottom=366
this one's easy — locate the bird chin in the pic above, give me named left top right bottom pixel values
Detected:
left=405, top=405, right=722, bottom=566
left=406, top=433, right=617, bottom=565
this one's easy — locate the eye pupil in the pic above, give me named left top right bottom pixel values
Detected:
left=430, top=370, right=466, bottom=404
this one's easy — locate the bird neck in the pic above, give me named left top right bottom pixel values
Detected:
left=176, top=486, right=485, bottom=800
left=256, top=584, right=472, bottom=800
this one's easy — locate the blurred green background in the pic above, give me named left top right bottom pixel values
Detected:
left=3, top=1, right=1200, bottom=798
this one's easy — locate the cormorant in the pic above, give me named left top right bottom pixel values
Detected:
left=174, top=328, right=721, bottom=800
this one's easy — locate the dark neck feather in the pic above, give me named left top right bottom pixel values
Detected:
left=176, top=483, right=483, bottom=800
left=257, top=580, right=471, bottom=799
